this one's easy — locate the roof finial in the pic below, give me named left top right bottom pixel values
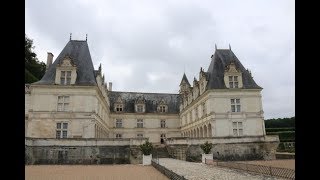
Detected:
left=229, top=43, right=231, bottom=50
left=70, top=33, right=72, bottom=40
left=215, top=44, right=217, bottom=50
left=86, top=34, right=88, bottom=41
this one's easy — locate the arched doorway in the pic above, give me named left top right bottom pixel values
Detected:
left=160, top=134, right=166, bottom=144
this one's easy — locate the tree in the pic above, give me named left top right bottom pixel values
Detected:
left=200, top=141, right=213, bottom=154
left=139, top=141, right=153, bottom=155
left=264, top=117, right=295, bottom=128
left=25, top=34, right=46, bottom=83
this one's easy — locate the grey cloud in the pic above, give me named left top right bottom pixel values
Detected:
left=26, top=0, right=294, bottom=119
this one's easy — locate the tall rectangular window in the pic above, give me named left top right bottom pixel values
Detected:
left=57, top=96, right=69, bottom=111
left=233, top=122, right=243, bottom=136
left=116, top=119, right=122, bottom=128
left=56, top=122, right=68, bottom=138
left=231, top=99, right=241, bottom=112
left=137, top=119, right=143, bottom=128
left=229, top=76, right=239, bottom=88
left=160, top=120, right=166, bottom=128
left=60, top=71, right=72, bottom=85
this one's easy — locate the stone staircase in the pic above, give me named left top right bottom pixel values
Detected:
left=152, top=144, right=169, bottom=158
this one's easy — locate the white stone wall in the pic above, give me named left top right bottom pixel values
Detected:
left=26, top=85, right=111, bottom=138
left=111, top=113, right=180, bottom=143
left=180, top=89, right=264, bottom=137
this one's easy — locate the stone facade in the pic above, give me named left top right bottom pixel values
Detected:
left=25, top=38, right=279, bottom=164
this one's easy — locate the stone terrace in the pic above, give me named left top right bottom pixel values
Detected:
left=157, top=158, right=285, bottom=180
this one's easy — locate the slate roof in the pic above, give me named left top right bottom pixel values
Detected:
left=180, top=73, right=190, bottom=86
left=33, top=40, right=97, bottom=86
left=206, top=49, right=262, bottom=89
left=109, top=91, right=180, bottom=114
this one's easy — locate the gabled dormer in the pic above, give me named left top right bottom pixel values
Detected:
left=135, top=96, right=146, bottom=113
left=179, top=73, right=191, bottom=97
left=157, top=99, right=168, bottom=113
left=199, top=67, right=208, bottom=95
left=224, top=61, right=243, bottom=89
left=114, top=96, right=124, bottom=112
left=55, top=55, right=77, bottom=85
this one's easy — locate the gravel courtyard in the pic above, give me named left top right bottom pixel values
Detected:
left=157, top=158, right=284, bottom=180
left=25, top=165, right=169, bottom=180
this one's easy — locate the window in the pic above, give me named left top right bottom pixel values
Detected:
left=159, top=105, right=166, bottom=112
left=137, top=119, right=143, bottom=128
left=115, top=104, right=123, bottom=112
left=60, top=71, right=71, bottom=85
left=160, top=120, right=166, bottom=128
left=231, top=99, right=241, bottom=112
left=195, top=106, right=198, bottom=119
left=202, top=102, right=206, bottom=116
left=56, top=122, right=68, bottom=138
left=116, top=119, right=122, bottom=128
left=137, top=134, right=143, bottom=138
left=229, top=76, right=239, bottom=88
left=137, top=105, right=143, bottom=112
left=116, top=134, right=122, bottom=138
left=233, top=122, right=243, bottom=136
left=57, top=96, right=69, bottom=111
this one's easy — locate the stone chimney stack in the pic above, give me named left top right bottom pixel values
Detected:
left=109, top=82, right=112, bottom=91
left=46, top=52, right=54, bottom=71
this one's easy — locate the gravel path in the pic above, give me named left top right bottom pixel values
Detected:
left=157, top=158, right=284, bottom=180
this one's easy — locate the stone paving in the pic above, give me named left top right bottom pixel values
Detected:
left=157, top=158, right=284, bottom=180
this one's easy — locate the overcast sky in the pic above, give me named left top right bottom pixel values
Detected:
left=25, top=0, right=294, bottom=119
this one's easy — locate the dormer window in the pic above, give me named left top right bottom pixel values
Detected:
left=60, top=71, right=72, bottom=85
left=159, top=105, right=166, bottom=112
left=157, top=99, right=168, bottom=113
left=229, top=76, right=238, bottom=88
left=115, top=104, right=123, bottom=112
left=114, top=96, right=124, bottom=112
left=224, top=62, right=243, bottom=89
left=137, top=105, right=143, bottom=112
left=55, top=56, right=77, bottom=85
left=135, top=96, right=146, bottom=113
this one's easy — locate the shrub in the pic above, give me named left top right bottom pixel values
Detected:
left=265, top=127, right=295, bottom=133
left=140, top=141, right=153, bottom=155
left=200, top=141, right=213, bottom=154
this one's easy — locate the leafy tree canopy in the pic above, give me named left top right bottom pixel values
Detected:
left=264, top=117, right=295, bottom=128
left=25, top=34, right=46, bottom=83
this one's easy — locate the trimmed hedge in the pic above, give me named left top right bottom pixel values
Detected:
left=265, top=127, right=295, bottom=133
left=267, top=131, right=295, bottom=141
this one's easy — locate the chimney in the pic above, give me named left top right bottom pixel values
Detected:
left=108, top=82, right=112, bottom=91
left=46, top=52, right=54, bottom=71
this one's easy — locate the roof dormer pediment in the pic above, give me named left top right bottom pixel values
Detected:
left=58, top=55, right=76, bottom=67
